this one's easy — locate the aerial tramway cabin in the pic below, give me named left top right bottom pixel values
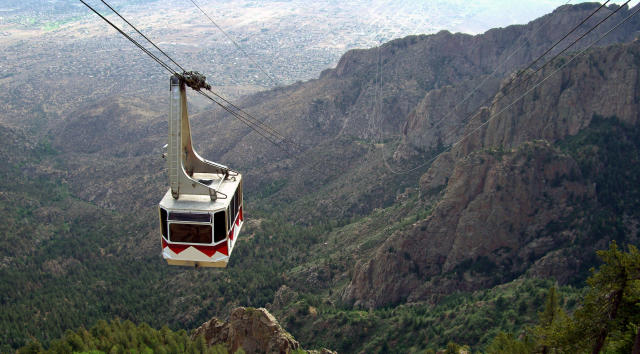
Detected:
left=158, top=74, right=243, bottom=267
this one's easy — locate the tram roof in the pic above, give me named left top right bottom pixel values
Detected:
left=159, top=173, right=242, bottom=212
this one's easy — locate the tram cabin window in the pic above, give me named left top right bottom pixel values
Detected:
left=160, top=208, right=168, bottom=238
left=169, top=224, right=212, bottom=244
left=232, top=193, right=237, bottom=220
left=169, top=212, right=211, bottom=223
left=214, top=211, right=226, bottom=243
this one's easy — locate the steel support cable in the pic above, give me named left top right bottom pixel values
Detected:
left=470, top=0, right=630, bottom=127
left=383, top=3, right=640, bottom=175
left=205, top=89, right=285, bottom=139
left=98, top=0, right=187, bottom=73
left=198, top=90, right=306, bottom=155
left=498, top=1, right=629, bottom=103
left=196, top=91, right=287, bottom=150
left=422, top=0, right=586, bottom=140
left=80, top=0, right=312, bottom=163
left=191, top=0, right=424, bottom=164
left=204, top=88, right=305, bottom=150
left=84, top=0, right=305, bottom=153
left=394, top=1, right=630, bottom=173
left=196, top=91, right=332, bottom=175
left=380, top=0, right=574, bottom=174
left=188, top=0, right=281, bottom=88
left=521, top=0, right=610, bottom=74
left=528, top=0, right=630, bottom=77
left=450, top=2, right=640, bottom=157
left=78, top=0, right=177, bottom=75
left=189, top=0, right=426, bottom=157
left=188, top=0, right=312, bottom=152
left=425, top=0, right=574, bottom=133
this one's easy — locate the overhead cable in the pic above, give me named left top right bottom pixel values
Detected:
left=204, top=88, right=305, bottom=151
left=425, top=0, right=610, bottom=140
left=450, top=2, right=640, bottom=156
left=188, top=0, right=282, bottom=88
left=98, top=0, right=187, bottom=73
left=528, top=0, right=630, bottom=77
left=522, top=0, right=610, bottom=74
left=383, top=2, right=639, bottom=175
left=196, top=90, right=332, bottom=175
left=79, top=0, right=307, bottom=160
left=424, top=0, right=574, bottom=136
left=78, top=0, right=177, bottom=75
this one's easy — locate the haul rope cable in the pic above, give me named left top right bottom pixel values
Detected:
left=185, top=0, right=313, bottom=152
left=527, top=0, right=629, bottom=78
left=188, top=0, right=323, bottom=153
left=378, top=0, right=576, bottom=174
left=196, top=90, right=299, bottom=153
left=188, top=0, right=281, bottom=89
left=201, top=88, right=305, bottom=151
left=95, top=0, right=329, bottom=174
left=97, top=0, right=187, bottom=73
left=420, top=0, right=610, bottom=145
left=368, top=0, right=414, bottom=152
left=384, top=3, right=640, bottom=176
left=186, top=0, right=400, bottom=174
left=454, top=0, right=632, bottom=135
left=184, top=0, right=345, bottom=174
left=81, top=0, right=634, bottom=177
left=80, top=0, right=295, bottom=151
left=522, top=0, right=611, bottom=74
left=392, top=0, right=601, bottom=154
left=382, top=1, right=633, bottom=175
left=191, top=0, right=440, bottom=148
left=450, top=3, right=640, bottom=157
left=350, top=0, right=419, bottom=178
left=410, top=0, right=576, bottom=139
left=197, top=88, right=337, bottom=177
left=77, top=2, right=290, bottom=156
left=190, top=0, right=435, bottom=174
left=385, top=0, right=635, bottom=174
left=78, top=0, right=178, bottom=75
left=79, top=0, right=309, bottom=160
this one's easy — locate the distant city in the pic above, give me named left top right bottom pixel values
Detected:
left=4, top=0, right=627, bottom=88
left=0, top=0, right=637, bottom=127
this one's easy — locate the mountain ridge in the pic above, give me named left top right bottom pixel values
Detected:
left=343, top=39, right=640, bottom=308
left=3, top=3, right=640, bottom=352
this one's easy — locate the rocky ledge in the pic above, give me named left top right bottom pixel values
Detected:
left=192, top=307, right=336, bottom=354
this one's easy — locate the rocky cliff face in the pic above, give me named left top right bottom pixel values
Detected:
left=400, top=3, right=640, bottom=155
left=43, top=4, right=640, bottom=215
left=420, top=40, right=640, bottom=195
left=343, top=141, right=593, bottom=307
left=343, top=39, right=640, bottom=308
left=455, top=42, right=640, bottom=156
left=191, top=307, right=335, bottom=354
left=195, top=3, right=640, bottom=170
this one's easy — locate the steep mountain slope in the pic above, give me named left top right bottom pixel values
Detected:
left=197, top=3, right=640, bottom=169
left=3, top=3, right=640, bottom=353
left=399, top=3, right=640, bottom=154
left=42, top=3, right=640, bottom=218
left=343, top=40, right=640, bottom=308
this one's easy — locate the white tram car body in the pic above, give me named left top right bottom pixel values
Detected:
left=158, top=178, right=243, bottom=267
left=159, top=74, right=243, bottom=267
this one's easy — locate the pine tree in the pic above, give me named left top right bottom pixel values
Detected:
left=486, top=331, right=535, bottom=354
left=532, top=285, right=569, bottom=352
left=550, top=242, right=640, bottom=353
left=579, top=242, right=640, bottom=353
